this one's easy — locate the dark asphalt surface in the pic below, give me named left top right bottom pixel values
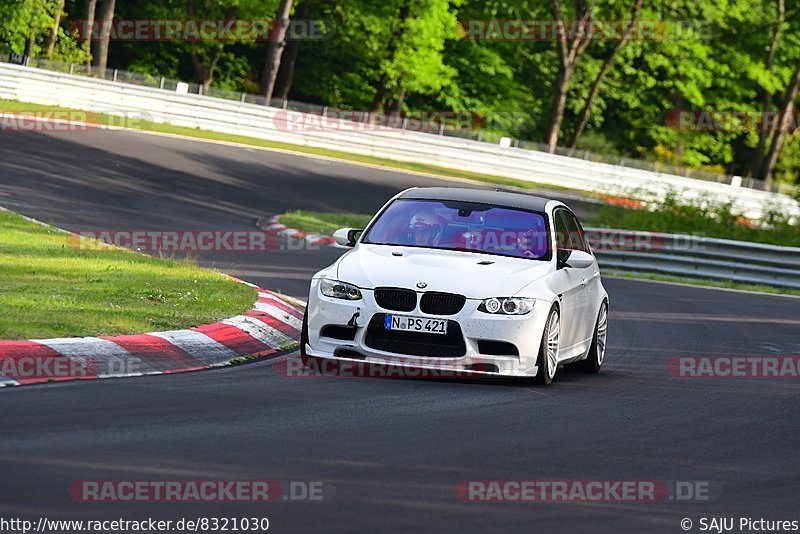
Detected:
left=1, top=130, right=799, bottom=533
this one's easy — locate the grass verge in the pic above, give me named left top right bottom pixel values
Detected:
left=0, top=210, right=256, bottom=340
left=0, top=98, right=582, bottom=196
left=279, top=210, right=373, bottom=236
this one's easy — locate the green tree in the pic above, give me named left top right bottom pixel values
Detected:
left=369, top=0, right=462, bottom=112
left=0, top=0, right=56, bottom=56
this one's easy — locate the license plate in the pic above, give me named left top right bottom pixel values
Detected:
left=384, top=315, right=448, bottom=335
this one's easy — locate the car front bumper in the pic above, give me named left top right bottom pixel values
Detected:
left=305, top=279, right=551, bottom=378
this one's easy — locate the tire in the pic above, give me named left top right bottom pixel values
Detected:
left=577, top=301, right=608, bottom=373
left=534, top=306, right=560, bottom=386
left=300, top=308, right=312, bottom=368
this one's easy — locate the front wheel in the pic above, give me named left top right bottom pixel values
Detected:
left=577, top=301, right=608, bottom=373
left=534, top=306, right=560, bottom=386
left=300, top=308, right=312, bottom=368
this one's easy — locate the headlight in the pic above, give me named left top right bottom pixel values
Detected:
left=478, top=297, right=535, bottom=315
left=320, top=279, right=362, bottom=300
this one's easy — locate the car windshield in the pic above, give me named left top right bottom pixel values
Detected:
left=362, top=198, right=551, bottom=260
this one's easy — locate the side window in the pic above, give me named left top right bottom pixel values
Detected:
left=575, top=216, right=592, bottom=254
left=554, top=210, right=570, bottom=251
left=563, top=211, right=591, bottom=253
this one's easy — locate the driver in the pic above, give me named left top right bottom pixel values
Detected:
left=408, top=211, right=446, bottom=246
left=515, top=228, right=546, bottom=258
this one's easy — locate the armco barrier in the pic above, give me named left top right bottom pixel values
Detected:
left=585, top=228, right=800, bottom=289
left=1, top=63, right=798, bottom=220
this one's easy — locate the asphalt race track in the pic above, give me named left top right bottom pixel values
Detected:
left=1, top=129, right=799, bottom=533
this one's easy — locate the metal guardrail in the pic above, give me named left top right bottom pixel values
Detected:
left=585, top=228, right=800, bottom=289
left=0, top=62, right=798, bottom=221
left=0, top=50, right=773, bottom=190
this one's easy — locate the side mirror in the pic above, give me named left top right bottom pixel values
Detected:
left=564, top=250, right=594, bottom=269
left=333, top=228, right=362, bottom=247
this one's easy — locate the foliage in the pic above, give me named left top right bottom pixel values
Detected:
left=0, top=0, right=56, bottom=55
left=774, top=132, right=800, bottom=185
left=50, top=27, right=90, bottom=64
left=3, top=0, right=800, bottom=184
left=589, top=191, right=800, bottom=247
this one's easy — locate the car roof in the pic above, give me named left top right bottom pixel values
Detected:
left=397, top=187, right=555, bottom=212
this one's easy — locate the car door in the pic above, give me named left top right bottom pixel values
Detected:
left=550, top=208, right=586, bottom=354
left=560, top=209, right=599, bottom=346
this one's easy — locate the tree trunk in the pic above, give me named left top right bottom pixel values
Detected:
left=756, top=59, right=800, bottom=184
left=190, top=46, right=223, bottom=94
left=45, top=0, right=65, bottom=58
left=546, top=64, right=574, bottom=152
left=758, top=103, right=795, bottom=188
left=370, top=85, right=388, bottom=112
left=390, top=86, right=406, bottom=112
left=569, top=0, right=644, bottom=150
left=93, top=0, right=116, bottom=75
left=185, top=0, right=234, bottom=96
left=752, top=0, right=785, bottom=179
left=544, top=0, right=593, bottom=153
left=274, top=39, right=299, bottom=101
left=84, top=0, right=97, bottom=72
left=260, top=0, right=294, bottom=103
left=672, top=94, right=685, bottom=171
left=274, top=2, right=309, bottom=101
left=24, top=27, right=35, bottom=59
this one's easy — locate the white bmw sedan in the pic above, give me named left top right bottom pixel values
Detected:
left=301, top=187, right=609, bottom=385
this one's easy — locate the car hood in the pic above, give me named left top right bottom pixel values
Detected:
left=336, top=244, right=552, bottom=298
